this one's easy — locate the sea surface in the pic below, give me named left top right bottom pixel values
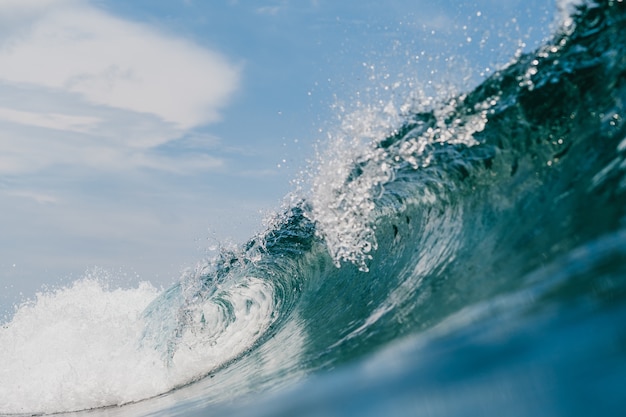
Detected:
left=2, top=0, right=626, bottom=416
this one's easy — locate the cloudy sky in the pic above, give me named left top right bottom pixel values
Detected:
left=0, top=0, right=557, bottom=315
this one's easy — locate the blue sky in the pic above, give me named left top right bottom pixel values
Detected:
left=0, top=0, right=557, bottom=315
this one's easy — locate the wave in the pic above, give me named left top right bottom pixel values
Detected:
left=1, top=0, right=626, bottom=415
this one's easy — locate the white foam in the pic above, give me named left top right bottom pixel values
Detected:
left=0, top=272, right=275, bottom=414
left=556, top=0, right=590, bottom=30
left=308, top=101, right=400, bottom=270
left=309, top=90, right=488, bottom=271
left=0, top=278, right=162, bottom=413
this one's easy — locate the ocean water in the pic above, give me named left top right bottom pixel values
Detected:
left=2, top=0, right=626, bottom=416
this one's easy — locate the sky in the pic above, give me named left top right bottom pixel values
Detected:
left=0, top=0, right=558, bottom=316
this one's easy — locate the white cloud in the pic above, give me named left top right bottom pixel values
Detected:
left=0, top=2, right=239, bottom=129
left=0, top=0, right=79, bottom=20
left=0, top=124, right=226, bottom=176
left=257, top=6, right=282, bottom=15
left=6, top=190, right=60, bottom=205
left=130, top=152, right=225, bottom=174
left=0, top=0, right=241, bottom=175
left=256, top=0, right=289, bottom=16
left=0, top=107, right=100, bottom=133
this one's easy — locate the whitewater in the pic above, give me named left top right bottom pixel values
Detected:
left=2, top=0, right=626, bottom=416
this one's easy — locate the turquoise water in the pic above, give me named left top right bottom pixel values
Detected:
left=2, top=1, right=626, bottom=415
